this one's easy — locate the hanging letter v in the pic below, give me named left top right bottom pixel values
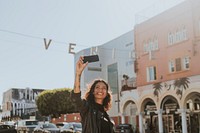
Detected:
left=44, top=38, right=52, bottom=50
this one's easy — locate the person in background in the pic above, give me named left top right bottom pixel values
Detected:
left=71, top=56, right=114, bottom=133
left=144, top=121, right=150, bottom=133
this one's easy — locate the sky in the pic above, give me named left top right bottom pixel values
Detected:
left=0, top=0, right=185, bottom=105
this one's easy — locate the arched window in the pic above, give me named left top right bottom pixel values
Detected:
left=182, top=26, right=187, bottom=40
left=169, top=60, right=175, bottom=73
left=198, top=18, right=200, bottom=35
left=168, top=32, right=173, bottom=45
left=183, top=56, right=190, bottom=69
left=153, top=36, right=158, bottom=50
left=176, top=28, right=181, bottom=43
left=149, top=39, right=153, bottom=51
left=172, top=32, right=176, bottom=44
left=143, top=41, right=148, bottom=53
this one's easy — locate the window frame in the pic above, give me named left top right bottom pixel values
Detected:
left=175, top=58, right=182, bottom=71
left=169, top=60, right=175, bottom=73
left=146, top=66, right=157, bottom=82
left=183, top=56, right=190, bottom=70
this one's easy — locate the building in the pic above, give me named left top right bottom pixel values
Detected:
left=75, top=0, right=200, bottom=133
left=51, top=113, right=81, bottom=124
left=134, top=0, right=200, bottom=133
left=1, top=87, right=44, bottom=121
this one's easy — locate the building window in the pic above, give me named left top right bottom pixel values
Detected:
left=168, top=32, right=173, bottom=45
left=149, top=39, right=153, bottom=51
left=175, top=58, right=182, bottom=71
left=64, top=115, right=67, bottom=121
left=147, top=66, right=157, bottom=82
left=199, top=19, right=200, bottom=35
left=88, top=67, right=101, bottom=71
left=143, top=36, right=159, bottom=53
left=182, top=26, right=187, bottom=40
left=107, top=63, right=118, bottom=94
left=169, top=56, right=190, bottom=73
left=143, top=41, right=148, bottom=53
left=173, top=32, right=176, bottom=44
left=168, top=26, right=187, bottom=45
left=153, top=38, right=159, bottom=50
left=176, top=29, right=181, bottom=43
left=169, top=60, right=175, bottom=73
left=183, top=56, right=190, bottom=69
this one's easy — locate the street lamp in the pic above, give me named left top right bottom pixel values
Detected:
left=115, top=99, right=121, bottom=124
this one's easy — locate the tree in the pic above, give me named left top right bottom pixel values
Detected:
left=173, top=77, right=190, bottom=99
left=153, top=82, right=163, bottom=97
left=36, top=88, right=77, bottom=118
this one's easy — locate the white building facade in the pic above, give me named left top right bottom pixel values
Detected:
left=1, top=87, right=44, bottom=120
left=74, top=30, right=139, bottom=127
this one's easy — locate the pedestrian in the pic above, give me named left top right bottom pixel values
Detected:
left=71, top=56, right=114, bottom=133
left=144, top=121, right=150, bottom=133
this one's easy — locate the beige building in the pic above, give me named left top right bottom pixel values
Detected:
left=74, top=0, right=200, bottom=133
left=0, top=1, right=197, bottom=132
left=134, top=0, right=200, bottom=133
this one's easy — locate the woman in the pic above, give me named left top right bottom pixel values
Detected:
left=71, top=56, right=114, bottom=133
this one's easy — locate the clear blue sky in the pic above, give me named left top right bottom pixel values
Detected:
left=0, top=0, right=184, bottom=105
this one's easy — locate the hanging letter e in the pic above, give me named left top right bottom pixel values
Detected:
left=44, top=38, right=52, bottom=50
left=69, top=43, right=76, bottom=54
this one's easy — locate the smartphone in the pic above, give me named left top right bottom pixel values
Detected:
left=83, top=55, right=99, bottom=63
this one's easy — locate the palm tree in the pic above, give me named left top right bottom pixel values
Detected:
left=153, top=82, right=163, bottom=97
left=164, top=82, right=172, bottom=90
left=173, top=77, right=190, bottom=99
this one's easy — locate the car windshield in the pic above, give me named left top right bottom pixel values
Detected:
left=26, top=121, right=38, bottom=125
left=56, top=123, right=64, bottom=127
left=117, top=124, right=132, bottom=129
left=63, top=124, right=71, bottom=129
left=73, top=123, right=82, bottom=128
left=43, top=123, right=57, bottom=128
left=4, top=121, right=15, bottom=125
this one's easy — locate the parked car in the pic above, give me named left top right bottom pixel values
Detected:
left=3, top=121, right=17, bottom=129
left=17, top=119, right=39, bottom=133
left=0, top=124, right=17, bottom=133
left=115, top=124, right=134, bottom=133
left=33, top=122, right=60, bottom=133
left=3, top=121, right=16, bottom=126
left=56, top=122, right=73, bottom=133
left=56, top=122, right=69, bottom=128
left=68, top=122, right=82, bottom=133
left=56, top=122, right=82, bottom=133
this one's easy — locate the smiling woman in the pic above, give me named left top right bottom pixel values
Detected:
left=71, top=56, right=114, bottom=133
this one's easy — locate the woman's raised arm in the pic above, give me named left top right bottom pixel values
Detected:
left=74, top=56, right=88, bottom=93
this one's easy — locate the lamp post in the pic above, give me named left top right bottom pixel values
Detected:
left=115, top=98, right=121, bottom=124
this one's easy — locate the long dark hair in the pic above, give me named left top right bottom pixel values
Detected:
left=84, top=79, right=112, bottom=111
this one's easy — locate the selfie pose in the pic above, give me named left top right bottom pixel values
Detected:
left=71, top=56, right=114, bottom=133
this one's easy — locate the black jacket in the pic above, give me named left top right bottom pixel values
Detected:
left=71, top=91, right=114, bottom=133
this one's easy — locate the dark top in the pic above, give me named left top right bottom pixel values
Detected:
left=71, top=91, right=114, bottom=133
left=94, top=102, right=111, bottom=133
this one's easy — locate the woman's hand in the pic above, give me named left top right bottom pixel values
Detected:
left=76, top=56, right=88, bottom=76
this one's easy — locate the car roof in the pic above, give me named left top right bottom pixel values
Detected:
left=118, top=124, right=132, bottom=126
left=116, top=124, right=132, bottom=128
left=56, top=122, right=69, bottom=124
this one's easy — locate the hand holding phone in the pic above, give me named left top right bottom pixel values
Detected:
left=83, top=55, right=99, bottom=63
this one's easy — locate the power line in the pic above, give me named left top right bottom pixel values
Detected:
left=0, top=29, right=43, bottom=40
left=0, top=28, right=136, bottom=53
